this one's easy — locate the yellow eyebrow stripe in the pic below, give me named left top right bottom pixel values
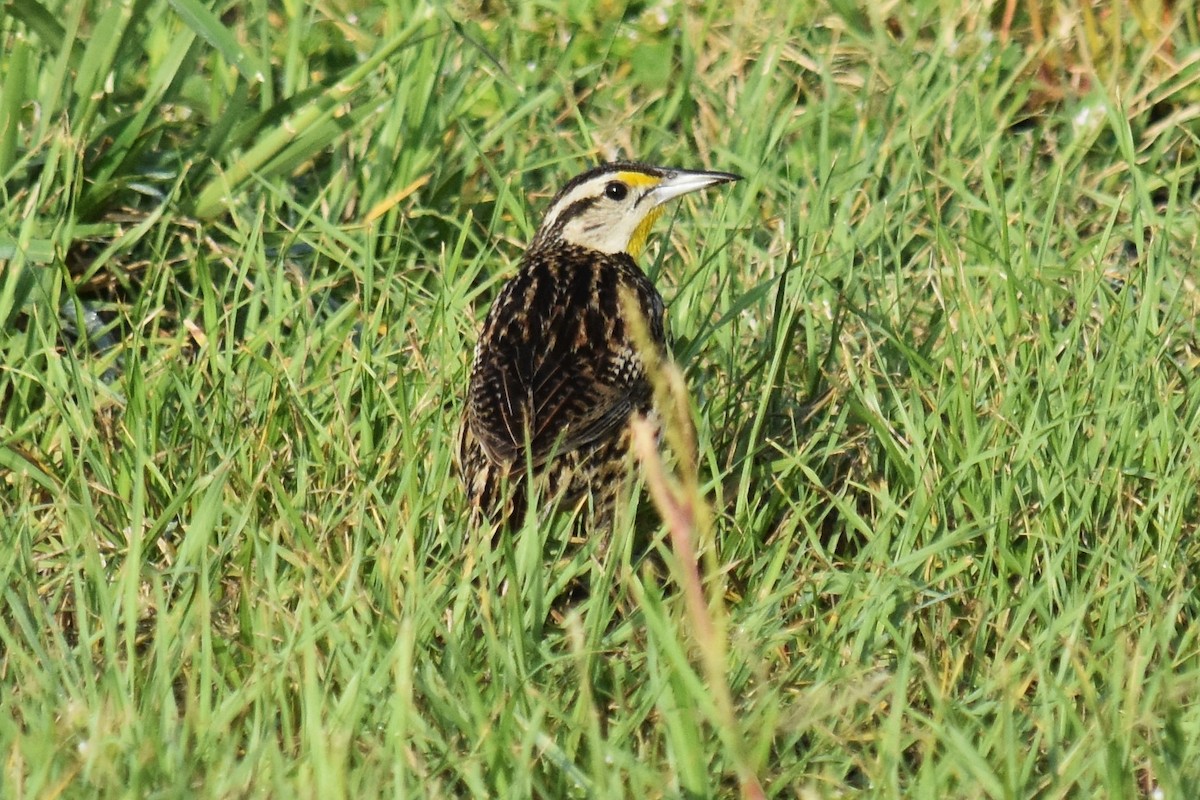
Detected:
left=614, top=171, right=661, bottom=188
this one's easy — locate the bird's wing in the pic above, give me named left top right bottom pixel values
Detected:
left=469, top=331, right=645, bottom=470
left=528, top=354, right=641, bottom=459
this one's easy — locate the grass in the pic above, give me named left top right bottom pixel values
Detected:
left=3, top=0, right=1200, bottom=796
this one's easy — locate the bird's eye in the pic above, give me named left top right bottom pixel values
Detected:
left=604, top=181, right=628, bottom=201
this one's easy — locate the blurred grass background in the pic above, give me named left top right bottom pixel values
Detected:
left=2, top=0, right=1199, bottom=796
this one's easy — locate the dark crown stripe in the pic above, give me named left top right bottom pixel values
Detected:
left=545, top=162, right=665, bottom=206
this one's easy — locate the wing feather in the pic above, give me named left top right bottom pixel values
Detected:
left=466, top=250, right=660, bottom=474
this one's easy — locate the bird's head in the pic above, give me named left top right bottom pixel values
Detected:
left=530, top=162, right=740, bottom=257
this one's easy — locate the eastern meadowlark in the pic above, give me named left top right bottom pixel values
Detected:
left=458, top=161, right=740, bottom=527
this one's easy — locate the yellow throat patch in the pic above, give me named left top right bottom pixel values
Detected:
left=616, top=171, right=666, bottom=259
left=628, top=206, right=664, bottom=258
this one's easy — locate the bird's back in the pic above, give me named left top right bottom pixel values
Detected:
left=459, top=243, right=665, bottom=525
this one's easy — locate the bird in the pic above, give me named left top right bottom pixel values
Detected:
left=458, top=161, right=740, bottom=529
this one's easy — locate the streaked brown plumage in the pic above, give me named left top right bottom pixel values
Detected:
left=458, top=161, right=740, bottom=527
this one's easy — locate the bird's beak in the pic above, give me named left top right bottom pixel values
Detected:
left=649, top=169, right=742, bottom=206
